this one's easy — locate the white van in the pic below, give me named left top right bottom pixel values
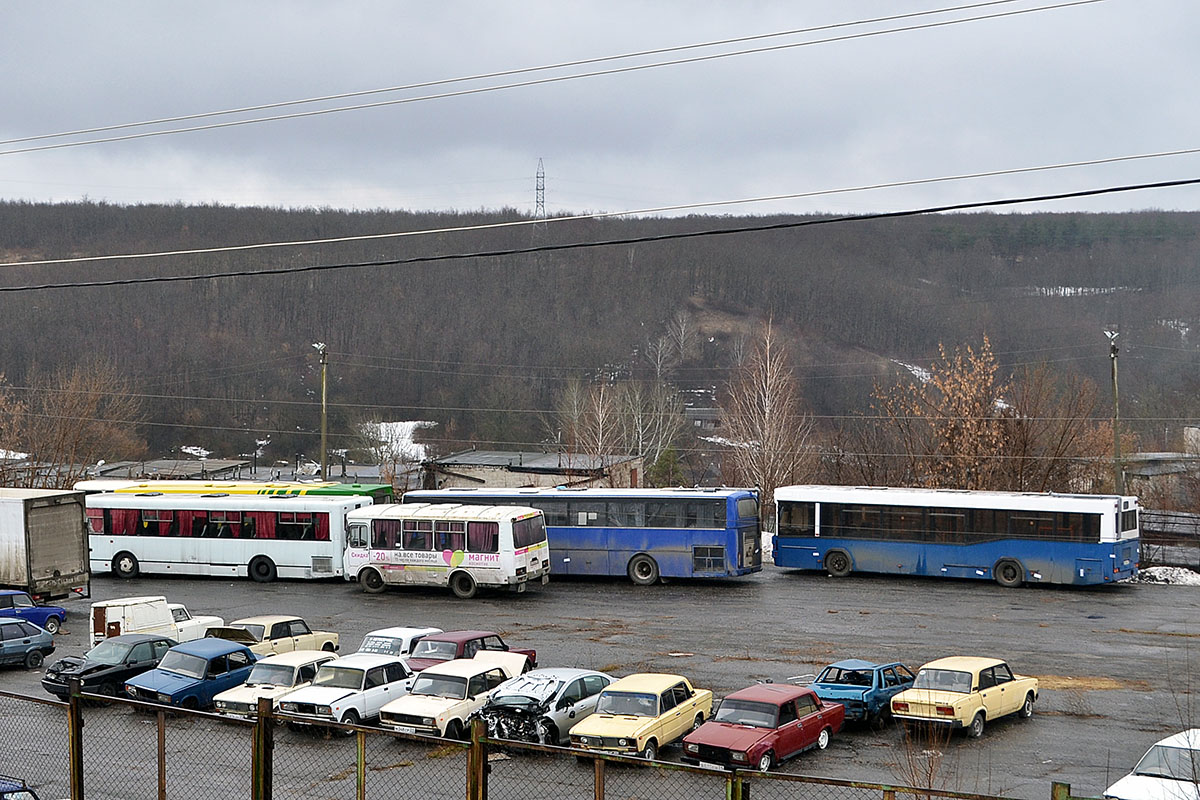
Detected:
left=90, top=595, right=224, bottom=646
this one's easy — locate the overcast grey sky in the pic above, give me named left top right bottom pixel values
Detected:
left=2, top=1, right=1198, bottom=218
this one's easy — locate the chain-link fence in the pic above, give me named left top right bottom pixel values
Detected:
left=0, top=689, right=1098, bottom=800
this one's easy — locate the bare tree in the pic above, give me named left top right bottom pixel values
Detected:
left=718, top=322, right=816, bottom=520
left=617, top=381, right=687, bottom=485
left=643, top=335, right=679, bottom=381
left=667, top=310, right=698, bottom=364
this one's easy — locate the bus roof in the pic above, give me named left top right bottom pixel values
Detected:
left=404, top=487, right=755, bottom=500
left=349, top=503, right=541, bottom=523
left=74, top=479, right=391, bottom=497
left=774, top=485, right=1137, bottom=512
left=86, top=493, right=372, bottom=512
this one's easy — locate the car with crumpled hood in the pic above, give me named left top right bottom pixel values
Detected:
left=472, top=667, right=613, bottom=745
left=42, top=633, right=176, bottom=699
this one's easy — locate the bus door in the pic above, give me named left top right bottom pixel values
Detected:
left=344, top=523, right=370, bottom=576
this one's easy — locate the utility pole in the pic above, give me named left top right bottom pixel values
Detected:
left=314, top=342, right=328, bottom=481
left=1105, top=330, right=1124, bottom=494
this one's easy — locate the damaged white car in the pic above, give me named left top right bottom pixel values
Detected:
left=473, top=668, right=612, bottom=745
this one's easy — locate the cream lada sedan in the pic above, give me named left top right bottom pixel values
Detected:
left=378, top=652, right=529, bottom=740
left=569, top=673, right=713, bottom=761
left=213, top=650, right=337, bottom=718
left=890, top=656, right=1038, bottom=738
left=207, top=615, right=338, bottom=656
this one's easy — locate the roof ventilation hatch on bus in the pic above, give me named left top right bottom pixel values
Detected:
left=201, top=493, right=230, bottom=497
left=136, top=492, right=163, bottom=496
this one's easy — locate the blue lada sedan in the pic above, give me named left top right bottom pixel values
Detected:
left=125, top=638, right=256, bottom=710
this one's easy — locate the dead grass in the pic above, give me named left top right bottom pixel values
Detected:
left=368, top=761, right=413, bottom=772
left=1117, top=628, right=1200, bottom=639
left=1034, top=675, right=1151, bottom=691
left=425, top=744, right=465, bottom=759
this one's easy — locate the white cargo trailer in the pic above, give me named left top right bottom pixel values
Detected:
left=0, top=487, right=90, bottom=600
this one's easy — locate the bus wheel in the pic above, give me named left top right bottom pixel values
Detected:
left=994, top=559, right=1023, bottom=588
left=450, top=571, right=477, bottom=600
left=360, top=568, right=387, bottom=594
left=627, top=554, right=660, bottom=585
left=113, top=552, right=140, bottom=579
left=824, top=550, right=852, bottom=578
left=249, top=556, right=277, bottom=583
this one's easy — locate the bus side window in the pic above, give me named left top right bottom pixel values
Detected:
left=348, top=524, right=368, bottom=549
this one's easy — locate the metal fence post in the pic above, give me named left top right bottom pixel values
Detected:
left=1051, top=782, right=1071, bottom=800
left=157, top=710, right=167, bottom=800
left=253, top=696, right=274, bottom=800
left=356, top=730, right=366, bottom=800
left=67, top=678, right=84, bottom=800
left=467, top=717, right=488, bottom=800
left=593, top=757, right=604, bottom=800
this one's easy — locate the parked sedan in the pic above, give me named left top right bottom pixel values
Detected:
left=213, top=650, right=337, bottom=718
left=0, top=618, right=55, bottom=670
left=356, top=626, right=443, bottom=658
left=810, top=659, right=915, bottom=724
left=569, top=673, right=713, bottom=761
left=124, top=638, right=257, bottom=710
left=206, top=615, right=338, bottom=656
left=1104, top=728, right=1200, bottom=800
left=890, top=656, right=1038, bottom=738
left=473, top=668, right=613, bottom=745
left=42, top=633, right=176, bottom=699
left=278, top=653, right=413, bottom=728
left=683, top=684, right=844, bottom=771
left=0, top=590, right=67, bottom=635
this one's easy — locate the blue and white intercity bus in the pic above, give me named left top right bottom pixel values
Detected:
left=772, top=485, right=1139, bottom=587
left=402, top=487, right=761, bottom=584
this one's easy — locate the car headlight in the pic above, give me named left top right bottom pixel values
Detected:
left=215, top=701, right=228, bottom=710
left=618, top=739, right=630, bottom=747
left=280, top=702, right=297, bottom=712
left=157, top=694, right=171, bottom=703
left=685, top=743, right=699, bottom=753
left=732, top=752, right=748, bottom=763
left=317, top=705, right=332, bottom=715
left=423, top=717, right=435, bottom=727
left=574, top=736, right=589, bottom=745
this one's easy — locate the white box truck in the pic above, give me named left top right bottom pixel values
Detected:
left=90, top=595, right=224, bottom=646
left=0, top=488, right=90, bottom=601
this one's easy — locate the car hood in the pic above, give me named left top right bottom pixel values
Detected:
left=216, top=682, right=298, bottom=704
left=1105, top=773, right=1200, bottom=800
left=128, top=669, right=200, bottom=695
left=685, top=721, right=773, bottom=751
left=571, top=714, right=651, bottom=738
left=382, top=694, right=463, bottom=717
left=285, top=686, right=358, bottom=706
left=47, top=656, right=106, bottom=678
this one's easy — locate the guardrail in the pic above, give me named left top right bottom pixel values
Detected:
left=0, top=684, right=1099, bottom=800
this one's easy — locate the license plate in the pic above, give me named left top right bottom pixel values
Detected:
left=394, top=725, right=416, bottom=734
left=700, top=760, right=724, bottom=770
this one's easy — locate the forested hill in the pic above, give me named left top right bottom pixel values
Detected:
left=2, top=200, right=1198, bottom=459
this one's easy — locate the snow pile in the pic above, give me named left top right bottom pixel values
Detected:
left=358, top=420, right=437, bottom=464
left=1134, top=566, right=1200, bottom=586
left=179, top=445, right=212, bottom=459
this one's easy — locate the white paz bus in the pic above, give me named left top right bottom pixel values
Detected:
left=343, top=503, right=551, bottom=599
left=87, top=493, right=372, bottom=582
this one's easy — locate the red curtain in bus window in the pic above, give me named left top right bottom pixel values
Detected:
left=111, top=508, right=140, bottom=536
left=243, top=511, right=276, bottom=539
left=175, top=510, right=200, bottom=537
left=86, top=509, right=105, bottom=534
left=372, top=520, right=401, bottom=549
left=315, top=514, right=330, bottom=541
left=467, top=522, right=499, bottom=554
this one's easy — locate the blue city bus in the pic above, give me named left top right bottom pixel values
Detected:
left=773, top=485, right=1139, bottom=587
left=402, top=487, right=761, bottom=584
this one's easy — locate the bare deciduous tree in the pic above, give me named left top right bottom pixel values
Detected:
left=718, top=322, right=816, bottom=520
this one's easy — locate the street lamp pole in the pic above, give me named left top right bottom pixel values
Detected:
left=314, top=343, right=328, bottom=482
left=1106, top=331, right=1124, bottom=494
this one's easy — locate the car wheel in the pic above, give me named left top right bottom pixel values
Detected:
left=817, top=727, right=831, bottom=750
left=757, top=750, right=775, bottom=772
left=627, top=554, right=660, bottom=586
left=24, top=650, right=44, bottom=669
left=994, top=559, right=1023, bottom=588
left=640, top=739, right=658, bottom=761
left=450, top=572, right=477, bottom=600
left=361, top=568, right=387, bottom=594
left=341, top=709, right=360, bottom=731
left=42, top=616, right=61, bottom=635
left=113, top=551, right=139, bottom=579
left=249, top=556, right=277, bottom=583
left=181, top=697, right=199, bottom=711
left=824, top=550, right=852, bottom=578
left=968, top=712, right=985, bottom=739
left=692, top=712, right=705, bottom=731
left=97, top=682, right=118, bottom=698
left=445, top=719, right=465, bottom=741
left=1020, top=693, right=1034, bottom=719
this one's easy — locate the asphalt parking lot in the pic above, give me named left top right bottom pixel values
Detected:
left=5, top=565, right=1198, bottom=799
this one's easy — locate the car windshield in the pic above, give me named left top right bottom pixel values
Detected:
left=596, top=691, right=657, bottom=716
left=1133, top=744, right=1200, bottom=781
left=410, top=640, right=458, bottom=661
left=313, top=666, right=365, bottom=690
left=358, top=635, right=403, bottom=656
left=158, top=651, right=208, bottom=679
left=247, top=664, right=297, bottom=687
left=12, top=593, right=34, bottom=608
left=714, top=699, right=779, bottom=728
left=85, top=639, right=134, bottom=666
left=230, top=624, right=266, bottom=641
left=412, top=674, right=468, bottom=700
left=817, top=667, right=873, bottom=687
left=913, top=669, right=972, bottom=693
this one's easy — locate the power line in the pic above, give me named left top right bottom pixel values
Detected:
left=3, top=176, right=1198, bottom=294
left=0, top=1, right=1099, bottom=158
left=4, top=141, right=1197, bottom=271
